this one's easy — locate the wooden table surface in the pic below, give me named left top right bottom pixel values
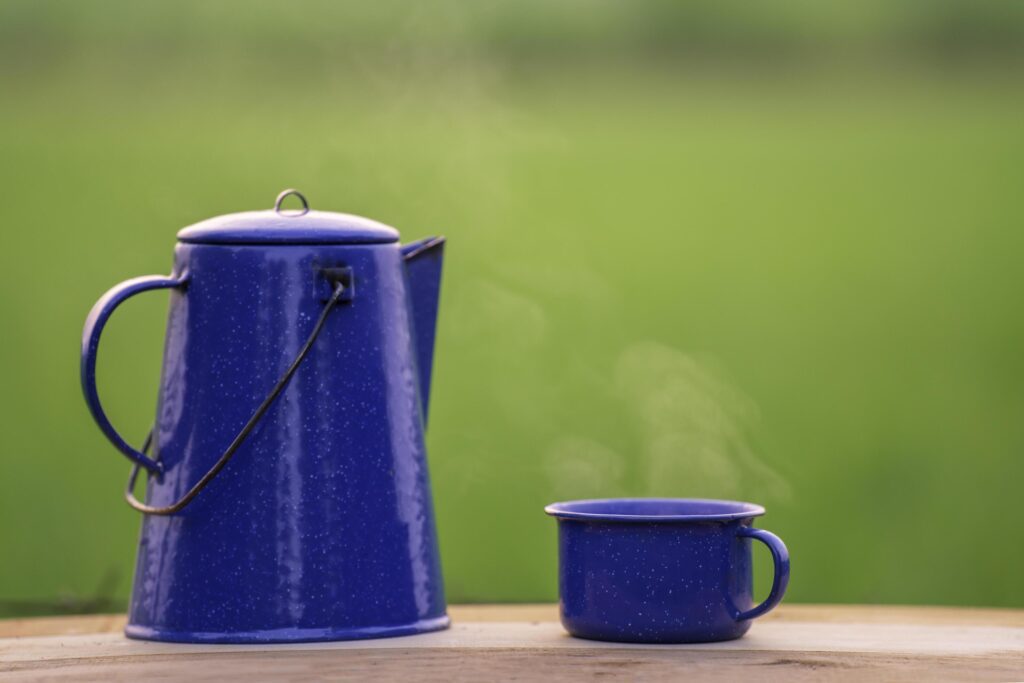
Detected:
left=2, top=604, right=1022, bottom=681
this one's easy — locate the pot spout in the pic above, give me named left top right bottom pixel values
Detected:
left=401, top=236, right=445, bottom=423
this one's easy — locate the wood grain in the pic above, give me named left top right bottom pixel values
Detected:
left=4, top=648, right=1024, bottom=683
left=1, top=605, right=1022, bottom=682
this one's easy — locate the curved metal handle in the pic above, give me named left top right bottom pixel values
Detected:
left=81, top=274, right=187, bottom=473
left=125, top=280, right=349, bottom=515
left=274, top=188, right=310, bottom=216
left=736, top=526, right=790, bottom=621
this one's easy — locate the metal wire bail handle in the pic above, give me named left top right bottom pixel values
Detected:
left=125, top=280, right=347, bottom=515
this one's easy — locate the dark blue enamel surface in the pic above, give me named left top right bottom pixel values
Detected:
left=81, top=221, right=448, bottom=643
left=546, top=498, right=789, bottom=644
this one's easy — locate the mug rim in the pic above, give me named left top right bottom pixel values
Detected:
left=544, top=497, right=766, bottom=523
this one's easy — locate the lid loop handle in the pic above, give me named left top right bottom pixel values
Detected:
left=274, top=189, right=310, bottom=217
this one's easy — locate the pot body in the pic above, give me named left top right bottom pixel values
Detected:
left=127, top=242, right=447, bottom=643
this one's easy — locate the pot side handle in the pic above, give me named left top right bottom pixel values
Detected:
left=81, top=274, right=187, bottom=474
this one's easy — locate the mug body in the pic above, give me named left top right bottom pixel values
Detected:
left=547, top=499, right=767, bottom=643
left=127, top=242, right=447, bottom=642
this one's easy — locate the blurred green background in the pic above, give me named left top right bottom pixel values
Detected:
left=2, top=1, right=1023, bottom=615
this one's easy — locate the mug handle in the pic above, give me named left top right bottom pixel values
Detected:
left=735, top=526, right=790, bottom=621
left=81, top=274, right=188, bottom=474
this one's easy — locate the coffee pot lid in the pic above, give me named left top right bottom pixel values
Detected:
left=177, top=189, right=400, bottom=245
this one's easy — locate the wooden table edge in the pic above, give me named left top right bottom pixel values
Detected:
left=1, top=603, right=1023, bottom=639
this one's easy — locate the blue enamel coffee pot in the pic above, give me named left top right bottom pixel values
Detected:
left=81, top=190, right=448, bottom=643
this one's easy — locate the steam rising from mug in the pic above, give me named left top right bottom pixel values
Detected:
left=546, top=341, right=789, bottom=501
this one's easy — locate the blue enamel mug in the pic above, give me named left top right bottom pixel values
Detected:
left=545, top=498, right=790, bottom=643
